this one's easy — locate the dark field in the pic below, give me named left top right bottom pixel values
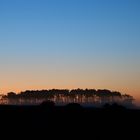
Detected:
left=0, top=104, right=139, bottom=139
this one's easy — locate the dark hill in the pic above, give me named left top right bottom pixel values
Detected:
left=0, top=103, right=139, bottom=139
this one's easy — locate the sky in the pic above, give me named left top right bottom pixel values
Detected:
left=0, top=0, right=140, bottom=103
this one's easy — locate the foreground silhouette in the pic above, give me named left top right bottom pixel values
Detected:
left=0, top=102, right=139, bottom=139
left=0, top=89, right=137, bottom=138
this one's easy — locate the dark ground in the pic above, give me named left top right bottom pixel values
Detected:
left=0, top=103, right=139, bottom=139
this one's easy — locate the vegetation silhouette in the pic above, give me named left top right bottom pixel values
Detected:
left=40, top=100, right=55, bottom=107
left=103, top=103, right=126, bottom=110
left=1, top=88, right=134, bottom=107
left=0, top=92, right=138, bottom=139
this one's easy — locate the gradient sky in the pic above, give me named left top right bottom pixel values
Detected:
left=0, top=0, right=140, bottom=103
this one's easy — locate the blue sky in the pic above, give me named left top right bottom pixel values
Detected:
left=0, top=0, right=140, bottom=101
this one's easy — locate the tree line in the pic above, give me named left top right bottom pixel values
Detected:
left=1, top=89, right=134, bottom=106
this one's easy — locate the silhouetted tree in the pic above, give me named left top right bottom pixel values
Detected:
left=7, top=92, right=17, bottom=98
left=40, top=100, right=55, bottom=107
left=2, top=89, right=134, bottom=106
